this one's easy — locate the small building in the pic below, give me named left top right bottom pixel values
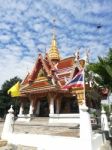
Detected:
left=18, top=32, right=91, bottom=122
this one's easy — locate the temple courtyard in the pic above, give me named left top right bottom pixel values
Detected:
left=0, top=118, right=111, bottom=150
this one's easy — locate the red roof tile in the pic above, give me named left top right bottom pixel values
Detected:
left=57, top=57, right=74, bottom=69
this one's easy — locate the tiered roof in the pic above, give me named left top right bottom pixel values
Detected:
left=20, top=33, right=85, bottom=96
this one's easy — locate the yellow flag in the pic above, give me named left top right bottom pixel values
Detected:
left=7, top=81, right=20, bottom=97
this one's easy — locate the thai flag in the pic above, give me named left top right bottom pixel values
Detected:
left=63, top=69, right=84, bottom=89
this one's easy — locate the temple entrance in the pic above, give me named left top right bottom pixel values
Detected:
left=39, top=98, right=49, bottom=117
left=60, top=96, right=79, bottom=114
left=24, top=100, right=30, bottom=114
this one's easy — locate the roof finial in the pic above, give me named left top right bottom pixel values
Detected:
left=74, top=49, right=80, bottom=61
left=53, top=18, right=56, bottom=39
left=48, top=18, right=60, bottom=62
left=8, top=105, right=14, bottom=113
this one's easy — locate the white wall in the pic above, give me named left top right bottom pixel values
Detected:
left=49, top=114, right=80, bottom=124
left=7, top=133, right=104, bottom=150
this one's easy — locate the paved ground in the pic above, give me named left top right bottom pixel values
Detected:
left=0, top=118, right=80, bottom=137
left=0, top=118, right=111, bottom=150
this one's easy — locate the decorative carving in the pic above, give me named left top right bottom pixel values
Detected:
left=37, top=68, right=46, bottom=78
left=71, top=88, right=84, bottom=105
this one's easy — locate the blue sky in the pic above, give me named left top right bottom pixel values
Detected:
left=0, top=0, right=112, bottom=88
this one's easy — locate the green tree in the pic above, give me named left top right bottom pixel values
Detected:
left=0, top=76, right=22, bottom=118
left=88, top=48, right=112, bottom=111
left=88, top=48, right=112, bottom=90
left=85, top=49, right=112, bottom=111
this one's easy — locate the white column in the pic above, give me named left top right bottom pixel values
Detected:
left=29, top=100, right=34, bottom=115
left=80, top=104, right=92, bottom=150
left=1, top=105, right=14, bottom=140
left=101, top=106, right=109, bottom=131
left=18, top=102, right=24, bottom=116
left=35, top=100, right=40, bottom=116
left=49, top=96, right=54, bottom=114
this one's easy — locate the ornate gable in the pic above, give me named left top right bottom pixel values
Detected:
left=28, top=54, right=52, bottom=83
left=20, top=53, right=59, bottom=93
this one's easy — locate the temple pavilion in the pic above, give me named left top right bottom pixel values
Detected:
left=18, top=32, right=91, bottom=121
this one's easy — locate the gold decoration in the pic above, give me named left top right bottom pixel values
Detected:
left=48, top=34, right=60, bottom=61
left=48, top=19, right=60, bottom=61
left=36, top=76, right=48, bottom=81
left=71, top=88, right=84, bottom=105
left=37, top=69, right=46, bottom=77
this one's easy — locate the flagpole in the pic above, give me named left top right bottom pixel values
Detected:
left=78, top=67, right=88, bottom=113
left=82, top=50, right=89, bottom=107
left=83, top=67, right=86, bottom=106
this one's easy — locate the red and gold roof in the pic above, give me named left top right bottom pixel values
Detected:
left=20, top=34, right=86, bottom=96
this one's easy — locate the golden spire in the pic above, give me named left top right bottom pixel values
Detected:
left=48, top=19, right=60, bottom=62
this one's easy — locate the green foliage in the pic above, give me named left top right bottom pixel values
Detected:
left=102, top=104, right=112, bottom=117
left=88, top=48, right=112, bottom=90
left=0, top=76, right=22, bottom=118
left=85, top=48, right=112, bottom=110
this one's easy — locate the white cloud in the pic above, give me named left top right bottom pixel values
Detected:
left=0, top=52, right=34, bottom=87
left=0, top=0, right=112, bottom=88
left=0, top=35, right=11, bottom=42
